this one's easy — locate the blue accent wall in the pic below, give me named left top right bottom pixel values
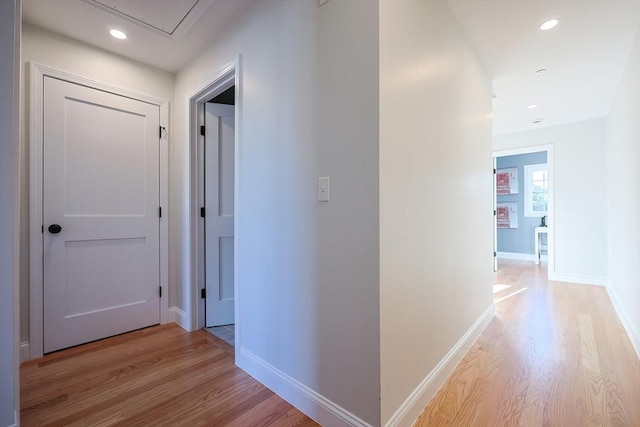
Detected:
left=497, top=151, right=547, bottom=254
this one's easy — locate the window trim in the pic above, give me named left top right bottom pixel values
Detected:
left=524, top=163, right=548, bottom=217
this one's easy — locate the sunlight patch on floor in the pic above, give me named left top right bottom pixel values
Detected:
left=493, top=284, right=511, bottom=293
left=494, top=287, right=528, bottom=303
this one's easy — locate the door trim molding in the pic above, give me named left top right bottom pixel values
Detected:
left=28, top=62, right=170, bottom=359
left=185, top=58, right=241, bottom=340
left=493, top=144, right=554, bottom=278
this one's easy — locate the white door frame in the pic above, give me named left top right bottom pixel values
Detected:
left=493, top=144, right=554, bottom=277
left=28, top=63, right=170, bottom=359
left=493, top=156, right=497, bottom=272
left=185, top=59, right=241, bottom=342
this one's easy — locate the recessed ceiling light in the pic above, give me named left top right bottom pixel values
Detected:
left=539, top=19, right=558, bottom=31
left=532, top=119, right=543, bottom=124
left=535, top=68, right=547, bottom=75
left=528, top=104, right=538, bottom=109
left=110, top=29, right=127, bottom=40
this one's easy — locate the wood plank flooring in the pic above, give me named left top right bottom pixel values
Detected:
left=415, top=259, right=640, bottom=426
left=21, top=260, right=640, bottom=426
left=20, top=324, right=318, bottom=426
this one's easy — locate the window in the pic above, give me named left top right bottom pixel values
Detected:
left=524, top=163, right=548, bottom=217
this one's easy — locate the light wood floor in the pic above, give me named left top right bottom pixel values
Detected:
left=21, top=261, right=640, bottom=426
left=416, top=259, right=640, bottom=426
left=20, top=324, right=318, bottom=426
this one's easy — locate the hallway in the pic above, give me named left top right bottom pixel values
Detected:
left=416, top=260, right=640, bottom=426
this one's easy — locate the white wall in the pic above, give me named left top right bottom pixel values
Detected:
left=19, top=24, right=174, bottom=345
left=494, top=119, right=608, bottom=284
left=0, top=1, right=21, bottom=425
left=606, top=28, right=640, bottom=356
left=173, top=0, right=380, bottom=425
left=379, top=1, right=494, bottom=424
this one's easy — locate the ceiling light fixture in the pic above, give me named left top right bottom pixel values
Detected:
left=528, top=104, right=538, bottom=109
left=539, top=19, right=558, bottom=31
left=535, top=68, right=547, bottom=75
left=110, top=29, right=127, bottom=40
left=532, top=119, right=543, bottom=124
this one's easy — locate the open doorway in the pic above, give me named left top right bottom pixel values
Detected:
left=493, top=145, right=554, bottom=279
left=187, top=60, right=240, bottom=351
left=203, top=86, right=236, bottom=346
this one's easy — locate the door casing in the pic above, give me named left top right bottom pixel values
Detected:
left=28, top=63, right=170, bottom=359
left=492, top=144, right=554, bottom=278
left=186, top=59, right=240, bottom=341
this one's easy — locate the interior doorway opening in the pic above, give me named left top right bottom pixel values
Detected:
left=493, top=145, right=554, bottom=281
left=203, top=86, right=236, bottom=346
left=187, top=60, right=240, bottom=352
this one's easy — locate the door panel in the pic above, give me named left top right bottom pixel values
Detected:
left=43, top=76, right=160, bottom=353
left=63, top=99, right=147, bottom=216
left=218, top=236, right=234, bottom=300
left=218, top=115, right=235, bottom=217
left=205, top=102, right=235, bottom=327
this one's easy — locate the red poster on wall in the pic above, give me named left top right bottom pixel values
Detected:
left=497, top=206, right=510, bottom=228
left=496, top=202, right=518, bottom=228
left=496, top=167, right=518, bottom=195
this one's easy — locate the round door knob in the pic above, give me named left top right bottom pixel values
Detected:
left=48, top=224, right=62, bottom=234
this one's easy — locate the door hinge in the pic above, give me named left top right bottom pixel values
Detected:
left=493, top=251, right=497, bottom=257
left=200, top=125, right=205, bottom=136
left=200, top=207, right=205, bottom=218
left=493, top=168, right=496, bottom=174
left=159, top=207, right=162, bottom=218
left=159, top=286, right=162, bottom=298
left=494, top=209, right=496, bottom=216
left=41, top=225, right=44, bottom=234
left=201, top=288, right=206, bottom=299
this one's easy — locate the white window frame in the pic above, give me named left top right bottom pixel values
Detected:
left=524, top=163, right=548, bottom=217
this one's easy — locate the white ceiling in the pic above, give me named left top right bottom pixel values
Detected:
left=87, top=0, right=203, bottom=37
left=448, top=0, right=640, bottom=135
left=23, top=0, right=255, bottom=73
left=23, top=0, right=640, bottom=135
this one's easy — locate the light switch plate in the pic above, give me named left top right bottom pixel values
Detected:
left=318, top=177, right=330, bottom=202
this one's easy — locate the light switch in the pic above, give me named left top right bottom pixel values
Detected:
left=318, top=177, right=330, bottom=202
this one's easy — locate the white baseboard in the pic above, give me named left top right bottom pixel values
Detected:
left=236, top=347, right=372, bottom=427
left=549, top=273, right=606, bottom=286
left=384, top=303, right=495, bottom=427
left=606, top=283, right=640, bottom=360
left=20, top=341, right=30, bottom=362
left=8, top=409, right=17, bottom=427
left=169, top=306, right=190, bottom=331
left=497, top=251, right=547, bottom=262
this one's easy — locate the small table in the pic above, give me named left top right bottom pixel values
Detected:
left=534, top=227, right=548, bottom=264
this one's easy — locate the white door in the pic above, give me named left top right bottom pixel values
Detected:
left=204, top=102, right=235, bottom=327
left=43, top=76, right=161, bottom=353
left=493, top=158, right=498, bottom=272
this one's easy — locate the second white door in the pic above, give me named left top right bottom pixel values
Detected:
left=205, top=102, right=235, bottom=327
